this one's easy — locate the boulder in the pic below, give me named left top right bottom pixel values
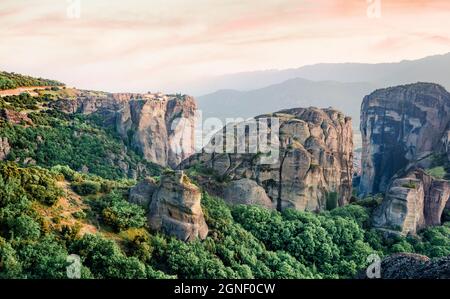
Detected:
left=373, top=169, right=449, bottom=235
left=128, top=177, right=158, bottom=208
left=148, top=171, right=208, bottom=241
left=0, top=109, right=33, bottom=125
left=223, top=179, right=275, bottom=209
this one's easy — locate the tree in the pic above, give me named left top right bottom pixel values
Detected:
left=71, top=180, right=101, bottom=196
left=16, top=236, right=69, bottom=279
left=70, top=234, right=147, bottom=279
left=9, top=215, right=41, bottom=241
left=100, top=192, right=147, bottom=232
left=0, top=237, right=23, bottom=278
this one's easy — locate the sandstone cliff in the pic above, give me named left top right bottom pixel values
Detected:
left=50, top=91, right=197, bottom=168
left=223, top=178, right=274, bottom=209
left=359, top=83, right=450, bottom=195
left=359, top=83, right=450, bottom=234
left=129, top=171, right=208, bottom=241
left=181, top=107, right=354, bottom=212
left=373, top=169, right=449, bottom=234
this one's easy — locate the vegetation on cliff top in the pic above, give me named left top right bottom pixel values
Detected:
left=0, top=71, right=64, bottom=90
left=0, top=95, right=161, bottom=180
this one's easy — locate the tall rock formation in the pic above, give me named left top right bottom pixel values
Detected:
left=180, top=107, right=354, bottom=212
left=128, top=171, right=208, bottom=241
left=359, top=83, right=450, bottom=234
left=359, top=83, right=450, bottom=195
left=50, top=91, right=197, bottom=168
left=373, top=169, right=450, bottom=234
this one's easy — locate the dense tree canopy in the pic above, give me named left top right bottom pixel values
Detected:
left=0, top=108, right=161, bottom=180
left=0, top=71, right=63, bottom=90
left=0, top=161, right=448, bottom=279
left=1, top=72, right=448, bottom=280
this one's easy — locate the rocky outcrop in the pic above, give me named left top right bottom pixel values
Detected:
left=181, top=107, right=354, bottom=212
left=129, top=171, right=208, bottom=241
left=0, top=137, right=10, bottom=161
left=50, top=91, right=197, bottom=168
left=128, top=177, right=158, bottom=208
left=359, top=83, right=450, bottom=195
left=223, top=179, right=274, bottom=209
left=360, top=83, right=450, bottom=234
left=373, top=169, right=450, bottom=234
left=149, top=171, right=208, bottom=241
left=0, top=109, right=33, bottom=125
left=358, top=253, right=450, bottom=279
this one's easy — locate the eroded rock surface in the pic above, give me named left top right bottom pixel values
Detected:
left=359, top=83, right=450, bottom=234
left=373, top=169, right=450, bottom=234
left=129, top=171, right=208, bottom=241
left=181, top=107, right=354, bottom=212
left=223, top=179, right=274, bottom=209
left=359, top=83, right=450, bottom=195
left=50, top=91, right=197, bottom=168
left=0, top=109, right=33, bottom=125
left=128, top=177, right=158, bottom=208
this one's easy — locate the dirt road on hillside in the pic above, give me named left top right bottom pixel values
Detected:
left=0, top=86, right=55, bottom=97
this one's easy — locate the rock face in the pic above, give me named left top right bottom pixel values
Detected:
left=128, top=177, right=158, bottom=208
left=360, top=83, right=450, bottom=234
left=373, top=169, right=450, bottom=234
left=129, top=171, right=208, bottom=241
left=181, top=107, right=354, bottom=212
left=50, top=91, right=197, bottom=168
left=0, top=137, right=10, bottom=161
left=223, top=179, right=274, bottom=209
left=358, top=253, right=450, bottom=279
left=0, top=109, right=33, bottom=125
left=359, top=83, right=450, bottom=195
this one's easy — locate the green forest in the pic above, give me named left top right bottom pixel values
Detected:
left=0, top=93, right=161, bottom=179
left=0, top=161, right=448, bottom=279
left=0, top=88, right=449, bottom=279
left=0, top=71, right=64, bottom=90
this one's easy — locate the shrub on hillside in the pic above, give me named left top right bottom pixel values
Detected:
left=71, top=180, right=101, bottom=196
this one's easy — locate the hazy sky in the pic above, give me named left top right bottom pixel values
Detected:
left=1, top=0, right=449, bottom=93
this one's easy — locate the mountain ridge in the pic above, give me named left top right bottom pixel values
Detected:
left=190, top=52, right=450, bottom=95
left=198, top=77, right=377, bottom=128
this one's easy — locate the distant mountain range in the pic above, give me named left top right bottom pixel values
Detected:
left=198, top=79, right=376, bottom=128
left=196, top=52, right=450, bottom=129
left=193, top=52, right=450, bottom=95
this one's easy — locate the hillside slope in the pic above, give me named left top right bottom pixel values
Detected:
left=0, top=71, right=64, bottom=90
left=0, top=72, right=448, bottom=280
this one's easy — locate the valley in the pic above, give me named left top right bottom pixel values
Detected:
left=0, top=71, right=448, bottom=279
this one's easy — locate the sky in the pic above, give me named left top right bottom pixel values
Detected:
left=1, top=0, right=450, bottom=94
